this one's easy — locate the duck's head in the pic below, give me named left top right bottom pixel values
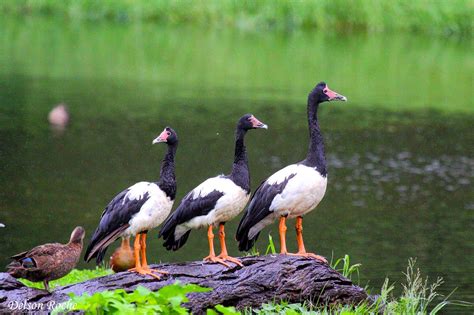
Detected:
left=310, top=82, right=347, bottom=104
left=70, top=226, right=85, bottom=244
left=152, top=127, right=178, bottom=145
left=238, top=114, right=268, bottom=131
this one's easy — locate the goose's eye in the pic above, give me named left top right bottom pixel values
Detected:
left=167, top=132, right=171, bottom=136
left=323, top=89, right=328, bottom=93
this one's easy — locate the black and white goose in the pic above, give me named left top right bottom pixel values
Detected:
left=159, top=114, right=267, bottom=267
left=236, top=82, right=347, bottom=263
left=84, top=127, right=178, bottom=279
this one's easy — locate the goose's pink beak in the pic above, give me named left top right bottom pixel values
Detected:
left=250, top=116, right=268, bottom=129
left=152, top=129, right=169, bottom=144
left=324, top=86, right=347, bottom=101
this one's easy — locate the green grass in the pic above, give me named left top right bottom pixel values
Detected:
left=240, top=236, right=472, bottom=313
left=1, top=0, right=472, bottom=36
left=265, top=234, right=277, bottom=255
left=18, top=267, right=112, bottom=290
left=249, top=258, right=473, bottom=314
left=330, top=254, right=361, bottom=281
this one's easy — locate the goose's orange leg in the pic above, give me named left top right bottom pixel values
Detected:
left=203, top=225, right=230, bottom=268
left=140, top=234, right=168, bottom=275
left=128, top=233, right=161, bottom=279
left=133, top=234, right=142, bottom=269
left=279, top=216, right=288, bottom=254
left=217, top=223, right=243, bottom=266
left=289, top=217, right=328, bottom=264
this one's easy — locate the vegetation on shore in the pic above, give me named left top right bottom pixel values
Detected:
left=250, top=258, right=462, bottom=314
left=53, top=282, right=239, bottom=315
left=18, top=254, right=470, bottom=314
left=18, top=267, right=112, bottom=290
left=1, top=0, right=472, bottom=36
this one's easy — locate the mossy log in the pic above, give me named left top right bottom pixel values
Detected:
left=0, top=255, right=371, bottom=313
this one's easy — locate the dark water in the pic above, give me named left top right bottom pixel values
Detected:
left=0, top=17, right=473, bottom=312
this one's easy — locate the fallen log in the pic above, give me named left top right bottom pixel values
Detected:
left=0, top=255, right=371, bottom=313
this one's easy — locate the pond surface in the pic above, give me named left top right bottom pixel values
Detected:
left=0, top=17, right=473, bottom=312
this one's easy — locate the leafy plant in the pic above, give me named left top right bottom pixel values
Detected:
left=207, top=304, right=241, bottom=315
left=19, top=267, right=112, bottom=290
left=56, top=282, right=241, bottom=315
left=251, top=301, right=314, bottom=315
left=63, top=282, right=209, bottom=314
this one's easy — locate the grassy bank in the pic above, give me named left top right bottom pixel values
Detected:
left=18, top=267, right=112, bottom=290
left=18, top=256, right=472, bottom=314
left=1, top=0, right=472, bottom=36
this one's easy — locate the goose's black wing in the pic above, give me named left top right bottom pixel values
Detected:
left=159, top=189, right=224, bottom=251
left=236, top=173, right=296, bottom=251
left=84, top=186, right=150, bottom=264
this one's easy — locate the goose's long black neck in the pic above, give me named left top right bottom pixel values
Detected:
left=230, top=128, right=250, bottom=193
left=303, top=95, right=327, bottom=176
left=157, top=143, right=177, bottom=200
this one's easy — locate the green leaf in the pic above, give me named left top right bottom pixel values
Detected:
left=64, top=282, right=213, bottom=314
left=207, top=309, right=219, bottom=315
left=214, top=304, right=241, bottom=315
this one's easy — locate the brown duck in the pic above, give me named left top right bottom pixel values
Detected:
left=110, top=236, right=135, bottom=272
left=7, top=226, right=85, bottom=291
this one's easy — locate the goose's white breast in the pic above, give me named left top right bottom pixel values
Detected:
left=185, top=176, right=250, bottom=228
left=125, top=182, right=173, bottom=236
left=268, top=164, right=327, bottom=217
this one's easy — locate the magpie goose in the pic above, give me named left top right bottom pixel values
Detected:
left=236, top=82, right=347, bottom=263
left=159, top=114, right=267, bottom=267
left=85, top=127, right=178, bottom=279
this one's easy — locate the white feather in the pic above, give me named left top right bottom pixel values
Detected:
left=123, top=182, right=150, bottom=203
left=190, top=176, right=229, bottom=199
left=268, top=164, right=327, bottom=217
left=248, top=164, right=327, bottom=238
left=267, top=164, right=327, bottom=217
left=124, top=182, right=174, bottom=236
left=174, top=176, right=249, bottom=238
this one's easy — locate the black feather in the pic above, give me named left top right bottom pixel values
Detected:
left=236, top=173, right=296, bottom=251
left=159, top=189, right=224, bottom=250
left=84, top=189, right=150, bottom=263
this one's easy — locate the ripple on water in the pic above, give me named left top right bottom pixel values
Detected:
left=327, top=152, right=474, bottom=203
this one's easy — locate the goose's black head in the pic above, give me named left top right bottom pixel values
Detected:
left=238, top=114, right=268, bottom=131
left=310, top=82, right=347, bottom=104
left=152, top=127, right=178, bottom=145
